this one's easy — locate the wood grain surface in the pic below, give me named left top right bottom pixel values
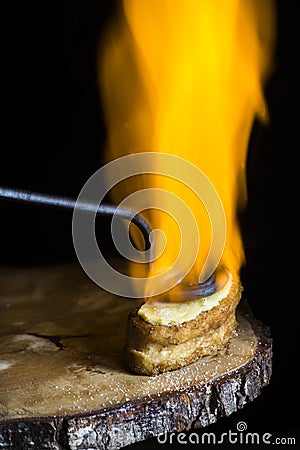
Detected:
left=0, top=263, right=272, bottom=449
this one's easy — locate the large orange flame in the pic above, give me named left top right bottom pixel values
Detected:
left=98, top=0, right=275, bottom=296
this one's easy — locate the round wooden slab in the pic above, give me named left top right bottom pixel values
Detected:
left=0, top=263, right=272, bottom=449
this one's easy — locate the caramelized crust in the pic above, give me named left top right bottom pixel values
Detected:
left=125, top=276, right=242, bottom=375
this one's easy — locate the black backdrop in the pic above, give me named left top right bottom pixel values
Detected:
left=1, top=0, right=298, bottom=446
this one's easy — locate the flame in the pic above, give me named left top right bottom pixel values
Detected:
left=98, top=0, right=275, bottom=296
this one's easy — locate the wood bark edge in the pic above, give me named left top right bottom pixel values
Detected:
left=0, top=307, right=272, bottom=450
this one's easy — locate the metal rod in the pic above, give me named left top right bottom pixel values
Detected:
left=1, top=187, right=221, bottom=298
left=0, top=186, right=152, bottom=251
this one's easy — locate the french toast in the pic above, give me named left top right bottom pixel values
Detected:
left=125, top=271, right=242, bottom=375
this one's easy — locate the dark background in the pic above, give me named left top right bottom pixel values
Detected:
left=1, top=0, right=298, bottom=447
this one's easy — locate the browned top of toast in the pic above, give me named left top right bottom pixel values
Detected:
left=127, top=277, right=242, bottom=346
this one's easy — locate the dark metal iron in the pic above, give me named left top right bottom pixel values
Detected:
left=0, top=186, right=152, bottom=251
left=1, top=186, right=221, bottom=300
left=162, top=269, right=227, bottom=302
left=181, top=273, right=217, bottom=299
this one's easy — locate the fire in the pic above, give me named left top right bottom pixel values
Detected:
left=98, top=0, right=275, bottom=297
